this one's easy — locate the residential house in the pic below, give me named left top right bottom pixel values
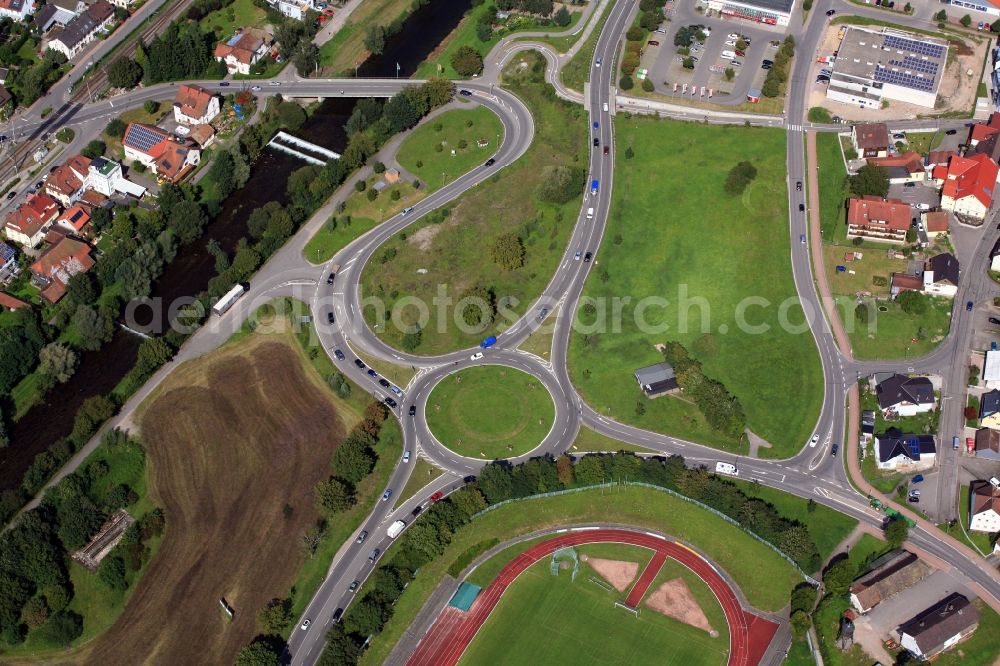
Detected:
left=890, top=272, right=923, bottom=298
left=0, top=0, right=36, bottom=21
left=48, top=1, right=114, bottom=59
left=874, top=373, right=935, bottom=417
left=172, top=84, right=220, bottom=126
left=214, top=27, right=271, bottom=75
left=54, top=205, right=90, bottom=237
left=921, top=211, right=949, bottom=238
left=974, top=427, right=1000, bottom=460
left=849, top=549, right=932, bottom=614
left=969, top=112, right=1000, bottom=164
left=86, top=156, right=146, bottom=198
left=898, top=593, right=979, bottom=661
left=635, top=363, right=679, bottom=398
left=4, top=193, right=60, bottom=248
left=980, top=389, right=1000, bottom=428
left=264, top=0, right=315, bottom=20
left=936, top=153, right=1000, bottom=223
left=29, top=236, right=94, bottom=303
left=922, top=253, right=959, bottom=298
left=846, top=196, right=911, bottom=243
left=0, top=293, right=28, bottom=310
left=122, top=123, right=200, bottom=184
left=985, top=350, right=1000, bottom=389
left=969, top=480, right=1000, bottom=532
left=45, top=154, right=91, bottom=206
left=35, top=2, right=75, bottom=31
left=875, top=428, right=936, bottom=470
left=187, top=123, right=216, bottom=149
left=868, top=151, right=925, bottom=184
left=108, top=0, right=132, bottom=8
left=927, top=150, right=955, bottom=169
left=0, top=241, right=15, bottom=272
left=852, top=123, right=890, bottom=158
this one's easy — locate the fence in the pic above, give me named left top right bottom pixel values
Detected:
left=471, top=480, right=819, bottom=585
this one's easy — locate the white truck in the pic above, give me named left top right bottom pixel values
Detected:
left=212, top=284, right=245, bottom=316
left=387, top=520, right=406, bottom=539
left=587, top=207, right=594, bottom=220
left=715, top=462, right=739, bottom=477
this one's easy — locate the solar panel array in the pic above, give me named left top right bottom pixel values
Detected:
left=906, top=437, right=920, bottom=459
left=888, top=56, right=939, bottom=75
left=874, top=66, right=935, bottom=92
left=883, top=34, right=945, bottom=59
left=124, top=125, right=164, bottom=153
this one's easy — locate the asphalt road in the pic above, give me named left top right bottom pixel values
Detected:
left=9, top=0, right=1000, bottom=662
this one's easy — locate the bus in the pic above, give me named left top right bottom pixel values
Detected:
left=715, top=462, right=738, bottom=477
left=213, top=284, right=245, bottom=316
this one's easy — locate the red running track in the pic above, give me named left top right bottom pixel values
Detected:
left=624, top=548, right=667, bottom=608
left=406, top=529, right=778, bottom=666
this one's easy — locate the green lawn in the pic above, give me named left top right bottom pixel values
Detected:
left=560, top=0, right=615, bottom=91
left=840, top=295, right=953, bottom=360
left=304, top=215, right=378, bottom=264
left=815, top=132, right=848, bottom=241
left=396, top=457, right=442, bottom=505
left=932, top=600, right=1000, bottom=666
left=846, top=533, right=888, bottom=570
left=814, top=594, right=877, bottom=666
left=904, top=131, right=943, bottom=157
left=201, top=0, right=266, bottom=41
left=360, top=52, right=588, bottom=354
left=568, top=118, right=823, bottom=458
left=318, top=0, right=412, bottom=73
left=397, top=106, right=504, bottom=191
left=415, top=3, right=583, bottom=79
left=458, top=559, right=728, bottom=666
left=425, top=365, right=555, bottom=459
left=731, top=480, right=857, bottom=562
left=861, top=445, right=904, bottom=494
left=570, top=427, right=658, bottom=454
left=361, top=485, right=804, bottom=666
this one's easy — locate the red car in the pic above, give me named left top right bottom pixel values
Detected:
left=430, top=491, right=444, bottom=502
left=323, top=7, right=334, bottom=14
left=735, top=49, right=745, bottom=57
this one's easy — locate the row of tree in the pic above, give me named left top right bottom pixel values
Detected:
left=0, top=429, right=163, bottom=648
left=762, top=35, right=795, bottom=98
left=313, top=402, right=389, bottom=515
left=661, top=341, right=747, bottom=438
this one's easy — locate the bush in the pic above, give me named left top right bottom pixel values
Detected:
left=641, top=78, right=654, bottom=92
left=105, top=118, right=126, bottom=138
left=807, top=107, right=831, bottom=123
left=619, top=75, right=634, bottom=90
left=723, top=160, right=758, bottom=196
left=451, top=45, right=484, bottom=76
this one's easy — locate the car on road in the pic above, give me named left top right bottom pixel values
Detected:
left=584, top=251, right=593, bottom=262
left=354, top=359, right=365, bottom=369
left=402, top=450, right=410, bottom=463
left=384, top=396, right=397, bottom=408
left=368, top=549, right=380, bottom=562
left=471, top=351, right=484, bottom=360
left=903, top=182, right=915, bottom=188
left=574, top=251, right=581, bottom=260
left=430, top=491, right=444, bottom=502
left=798, top=203, right=805, bottom=212
left=595, top=58, right=601, bottom=67
left=810, top=434, right=819, bottom=447
left=367, top=368, right=377, bottom=377
left=409, top=405, right=416, bottom=416
left=382, top=489, right=392, bottom=502
left=391, top=385, right=403, bottom=397
left=333, top=607, right=344, bottom=622
left=402, top=206, right=413, bottom=214
left=538, top=307, right=548, bottom=319
left=327, top=272, right=336, bottom=284
left=796, top=181, right=802, bottom=191
left=826, top=9, right=836, bottom=15
left=411, top=505, right=422, bottom=516
left=349, top=581, right=359, bottom=593
left=378, top=378, right=390, bottom=388
left=484, top=157, right=496, bottom=167
left=327, top=312, right=335, bottom=324
left=5, top=191, right=15, bottom=200
left=269, top=81, right=281, bottom=86
left=945, top=129, right=957, bottom=135
left=251, top=85, right=261, bottom=91
left=892, top=133, right=906, bottom=140
left=356, top=530, right=368, bottom=543
left=593, top=121, right=599, bottom=129
left=593, top=137, right=599, bottom=147
left=990, top=317, right=1000, bottom=325
left=464, top=475, right=477, bottom=484
left=301, top=619, right=311, bottom=630
left=967, top=301, right=974, bottom=311
left=219, top=81, right=230, bottom=87
left=800, top=234, right=806, bottom=244
left=334, top=349, right=345, bottom=360
left=459, top=89, right=472, bottom=96
left=603, top=146, right=609, bottom=155
left=831, top=443, right=839, bottom=456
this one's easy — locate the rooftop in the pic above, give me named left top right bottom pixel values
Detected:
left=854, top=123, right=890, bottom=150
left=877, top=428, right=936, bottom=463
left=833, top=27, right=948, bottom=96
left=898, top=593, right=979, bottom=655
left=941, top=153, right=999, bottom=209
left=847, top=196, right=912, bottom=232
left=850, top=549, right=931, bottom=611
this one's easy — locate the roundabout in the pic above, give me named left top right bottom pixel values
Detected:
left=424, top=365, right=556, bottom=460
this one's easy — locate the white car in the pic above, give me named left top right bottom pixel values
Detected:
left=250, top=85, right=261, bottom=91
left=402, top=450, right=410, bottom=463
left=595, top=58, right=601, bottom=67
left=809, top=435, right=819, bottom=447
left=470, top=351, right=483, bottom=360
left=301, top=619, right=311, bottom=630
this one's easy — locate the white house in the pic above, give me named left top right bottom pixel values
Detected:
left=264, top=0, right=314, bottom=20
left=122, top=123, right=200, bottom=183
left=875, top=429, right=936, bottom=470
left=214, top=28, right=272, bottom=76
left=172, top=84, right=220, bottom=126
left=969, top=481, right=1000, bottom=533
left=0, top=0, right=36, bottom=22
left=874, top=373, right=936, bottom=417
left=922, top=253, right=960, bottom=299
left=48, top=1, right=114, bottom=59
left=985, top=350, right=1000, bottom=389
left=898, top=594, right=979, bottom=661
left=936, top=153, right=1000, bottom=223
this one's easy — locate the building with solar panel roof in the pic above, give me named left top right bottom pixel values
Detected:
left=826, top=26, right=948, bottom=109
left=875, top=428, right=937, bottom=470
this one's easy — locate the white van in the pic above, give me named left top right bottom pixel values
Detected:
left=603, top=102, right=609, bottom=112
left=587, top=207, right=594, bottom=219
left=721, top=50, right=736, bottom=60
left=715, top=462, right=738, bottom=477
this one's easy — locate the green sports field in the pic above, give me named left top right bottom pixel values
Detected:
left=425, top=365, right=555, bottom=459
left=459, top=558, right=729, bottom=666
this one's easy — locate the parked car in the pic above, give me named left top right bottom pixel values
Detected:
left=5, top=191, right=15, bottom=200
left=730, top=60, right=741, bottom=67
left=647, top=40, right=660, bottom=47
left=907, top=495, right=919, bottom=503
left=903, top=182, right=915, bottom=188
left=378, top=378, right=390, bottom=388
left=725, top=39, right=736, bottom=47
left=761, top=62, right=772, bottom=70
left=892, top=132, right=906, bottom=140
left=735, top=50, right=745, bottom=57
left=384, top=396, right=397, bottom=408
left=945, top=129, right=957, bottom=135
left=989, top=317, right=1000, bottom=325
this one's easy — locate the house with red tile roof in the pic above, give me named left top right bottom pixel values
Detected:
left=4, top=193, right=60, bottom=248
left=847, top=196, right=912, bottom=243
left=921, top=211, right=949, bottom=237
left=0, top=0, right=36, bottom=21
left=55, top=204, right=91, bottom=236
left=890, top=272, right=923, bottom=298
left=852, top=123, right=890, bottom=158
left=938, top=152, right=1000, bottom=222
left=868, top=151, right=925, bottom=184
left=173, top=84, right=220, bottom=126
left=122, top=123, right=201, bottom=184
left=45, top=154, right=91, bottom=206
left=29, top=236, right=94, bottom=303
left=0, top=293, right=28, bottom=310
left=214, top=28, right=272, bottom=75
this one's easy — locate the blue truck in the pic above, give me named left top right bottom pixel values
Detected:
left=480, top=335, right=497, bottom=349
left=591, top=179, right=599, bottom=195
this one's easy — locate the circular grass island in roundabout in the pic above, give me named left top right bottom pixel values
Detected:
left=425, top=365, right=555, bottom=460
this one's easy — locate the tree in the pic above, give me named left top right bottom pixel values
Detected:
left=168, top=200, right=208, bottom=244
left=277, top=101, right=307, bottom=130
left=363, top=24, right=386, bottom=55
left=257, top=598, right=292, bottom=633
left=451, top=45, right=484, bottom=76
left=460, top=285, right=494, bottom=327
left=135, top=337, right=172, bottom=377
left=903, top=2, right=911, bottom=12
left=847, top=163, right=889, bottom=198
left=724, top=67, right=735, bottom=81
left=905, top=228, right=917, bottom=243
left=345, top=596, right=389, bottom=637
left=293, top=43, right=319, bottom=77
left=553, top=5, right=570, bottom=25
left=34, top=611, right=83, bottom=646
left=71, top=305, right=113, bottom=350
left=81, top=140, right=106, bottom=159
left=143, top=100, right=158, bottom=115
left=234, top=636, right=283, bottom=666
left=384, top=93, right=419, bottom=133
left=624, top=146, right=634, bottom=160
left=790, top=609, right=811, bottom=635
left=38, top=343, right=77, bottom=383
left=854, top=303, right=869, bottom=324
left=315, top=476, right=355, bottom=513
left=620, top=74, right=635, bottom=90
left=897, top=290, right=928, bottom=315
left=934, top=9, right=947, bottom=20
left=627, top=26, right=644, bottom=41
left=641, top=77, right=654, bottom=92
left=537, top=164, right=585, bottom=204
left=885, top=517, right=909, bottom=548
left=98, top=553, right=128, bottom=591
left=821, top=556, right=855, bottom=595
left=490, top=233, right=525, bottom=270
left=790, top=583, right=818, bottom=614
left=21, top=596, right=49, bottom=629
left=104, top=117, right=127, bottom=138
left=321, top=624, right=361, bottom=665
left=208, top=149, right=235, bottom=199
left=107, top=57, right=143, bottom=89
left=960, top=13, right=972, bottom=27
left=332, top=437, right=376, bottom=483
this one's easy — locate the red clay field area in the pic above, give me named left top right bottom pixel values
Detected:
left=408, top=529, right=779, bottom=666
